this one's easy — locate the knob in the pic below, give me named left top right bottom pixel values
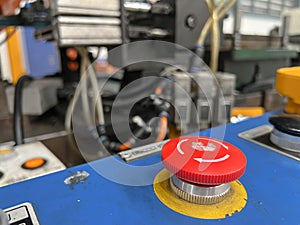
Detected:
left=161, top=136, right=247, bottom=204
left=269, top=114, right=300, bottom=152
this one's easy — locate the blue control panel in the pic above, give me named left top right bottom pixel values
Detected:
left=0, top=113, right=299, bottom=225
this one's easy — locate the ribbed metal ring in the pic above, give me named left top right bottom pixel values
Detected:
left=170, top=176, right=231, bottom=205
left=270, top=128, right=300, bottom=152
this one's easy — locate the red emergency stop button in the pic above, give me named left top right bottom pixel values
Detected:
left=22, top=157, right=47, bottom=170
left=162, top=136, right=247, bottom=185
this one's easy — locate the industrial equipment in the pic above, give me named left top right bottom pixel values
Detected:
left=0, top=141, right=65, bottom=187
left=0, top=110, right=300, bottom=224
left=33, top=0, right=211, bottom=48
left=276, top=67, right=300, bottom=114
left=215, top=2, right=298, bottom=113
left=35, top=0, right=122, bottom=46
left=0, top=0, right=236, bottom=148
left=67, top=40, right=236, bottom=160
left=124, top=0, right=208, bottom=49
left=239, top=66, right=300, bottom=161
left=1, top=2, right=299, bottom=224
left=1, top=65, right=296, bottom=224
left=5, top=78, right=63, bottom=115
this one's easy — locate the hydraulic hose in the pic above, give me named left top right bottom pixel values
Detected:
left=155, top=112, right=168, bottom=143
left=118, top=112, right=169, bottom=151
left=196, top=0, right=238, bottom=72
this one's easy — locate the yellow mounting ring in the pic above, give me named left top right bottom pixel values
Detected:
left=153, top=169, right=248, bottom=220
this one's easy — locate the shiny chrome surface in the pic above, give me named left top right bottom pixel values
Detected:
left=57, top=16, right=121, bottom=25
left=52, top=0, right=120, bottom=16
left=270, top=128, right=300, bottom=152
left=239, top=125, right=300, bottom=162
left=118, top=140, right=169, bottom=162
left=55, top=7, right=121, bottom=17
left=124, top=2, right=151, bottom=12
left=170, top=176, right=231, bottom=204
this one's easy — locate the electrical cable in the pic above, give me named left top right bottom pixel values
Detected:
left=196, top=0, right=237, bottom=72
left=198, top=0, right=237, bottom=47
left=205, top=0, right=214, bottom=13
left=77, top=47, right=105, bottom=125
left=66, top=47, right=171, bottom=152
left=117, top=112, right=169, bottom=151
left=211, top=8, right=221, bottom=73
left=211, top=0, right=238, bottom=73
left=86, top=55, right=105, bottom=125
left=64, top=96, right=74, bottom=133
left=13, top=75, right=33, bottom=145
left=116, top=88, right=171, bottom=151
left=198, top=0, right=227, bottom=46
left=64, top=48, right=91, bottom=133
left=65, top=47, right=106, bottom=132
left=154, top=113, right=168, bottom=142
left=80, top=55, right=93, bottom=127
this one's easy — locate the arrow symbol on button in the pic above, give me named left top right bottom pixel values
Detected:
left=193, top=154, right=230, bottom=163
left=177, top=139, right=188, bottom=155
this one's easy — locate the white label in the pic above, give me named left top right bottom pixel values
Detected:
left=6, top=207, right=28, bottom=223
left=4, top=202, right=40, bottom=225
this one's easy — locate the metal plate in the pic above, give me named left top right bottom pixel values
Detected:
left=52, top=0, right=120, bottom=16
left=53, top=0, right=120, bottom=11
left=0, top=142, right=66, bottom=187
left=118, top=140, right=169, bottom=162
left=57, top=25, right=121, bottom=39
left=58, top=38, right=122, bottom=47
left=57, top=16, right=121, bottom=25
left=55, top=23, right=122, bottom=46
left=238, top=125, right=300, bottom=161
left=55, top=7, right=120, bottom=17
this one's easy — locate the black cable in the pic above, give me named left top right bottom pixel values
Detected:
left=13, top=75, right=33, bottom=145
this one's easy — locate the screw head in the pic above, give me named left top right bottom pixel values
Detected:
left=186, top=15, right=197, bottom=29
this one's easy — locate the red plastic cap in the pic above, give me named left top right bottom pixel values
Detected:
left=162, top=136, right=247, bottom=185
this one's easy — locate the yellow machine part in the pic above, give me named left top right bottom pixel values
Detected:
left=276, top=67, right=300, bottom=114
left=153, top=169, right=248, bottom=220
left=232, top=107, right=265, bottom=117
left=6, top=27, right=26, bottom=85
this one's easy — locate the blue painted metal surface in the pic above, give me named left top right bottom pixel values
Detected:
left=0, top=113, right=299, bottom=224
left=23, top=27, right=60, bottom=78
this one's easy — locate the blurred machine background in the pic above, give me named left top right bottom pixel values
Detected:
left=0, top=0, right=300, bottom=224
left=0, top=0, right=239, bottom=152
